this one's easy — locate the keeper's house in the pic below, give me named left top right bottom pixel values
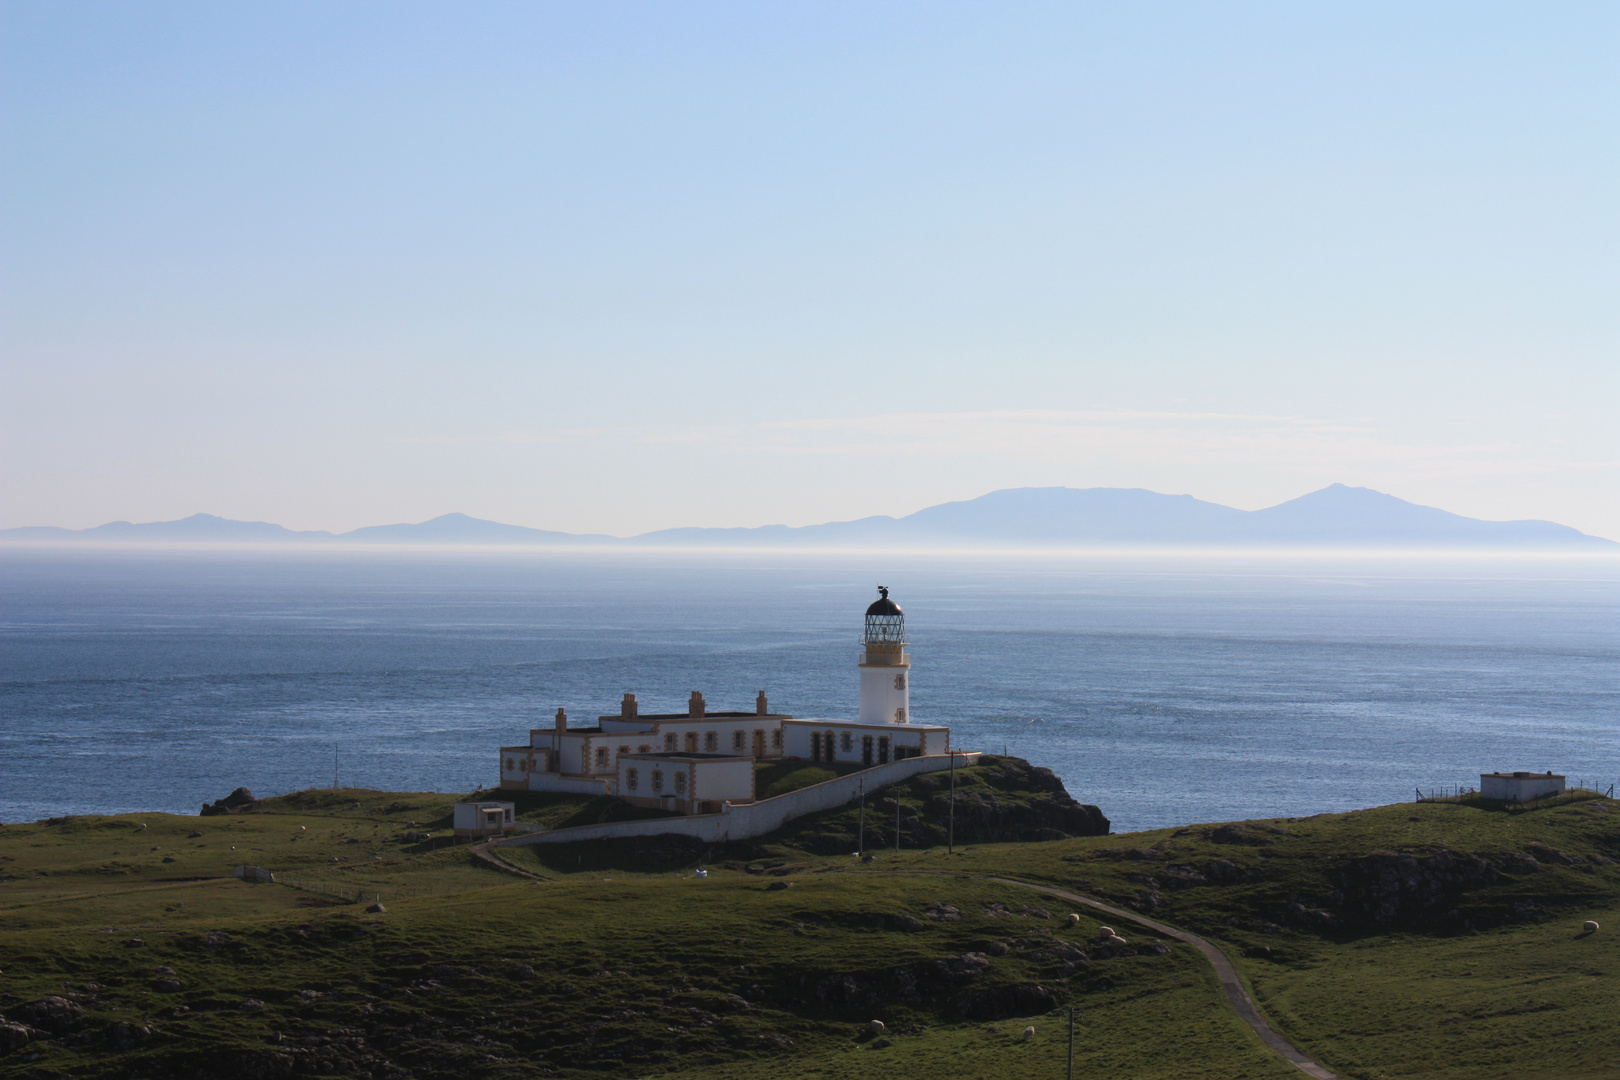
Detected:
left=498, top=587, right=951, bottom=814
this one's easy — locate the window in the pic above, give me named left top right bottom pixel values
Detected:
left=595, top=747, right=608, bottom=768
left=771, top=729, right=783, bottom=749
left=652, top=770, right=664, bottom=792
left=626, top=768, right=639, bottom=791
left=862, top=735, right=874, bottom=765
left=620, top=746, right=630, bottom=756
left=878, top=736, right=890, bottom=765
left=895, top=707, right=907, bottom=723
left=733, top=731, right=745, bottom=751
left=894, top=673, right=906, bottom=690
left=519, top=759, right=529, bottom=772
left=505, top=758, right=514, bottom=770
left=664, top=733, right=677, bottom=752
left=705, top=732, right=718, bottom=752
left=685, top=732, right=698, bottom=753
left=674, top=771, right=687, bottom=794
left=638, top=745, right=650, bottom=754
left=841, top=732, right=853, bottom=752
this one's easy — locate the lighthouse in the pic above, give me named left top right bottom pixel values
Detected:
left=859, top=586, right=911, bottom=724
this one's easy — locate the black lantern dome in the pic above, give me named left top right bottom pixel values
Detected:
left=862, top=586, right=907, bottom=645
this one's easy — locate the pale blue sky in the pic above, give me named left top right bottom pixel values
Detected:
left=3, top=2, right=1616, bottom=537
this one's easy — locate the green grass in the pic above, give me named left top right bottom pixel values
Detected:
left=2, top=770, right=1617, bottom=1079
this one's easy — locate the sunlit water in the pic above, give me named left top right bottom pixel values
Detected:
left=2, top=549, right=1616, bottom=832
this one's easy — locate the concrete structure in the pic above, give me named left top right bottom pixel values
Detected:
left=500, top=750, right=979, bottom=847
left=454, top=801, right=516, bottom=837
left=1480, top=771, right=1565, bottom=803
left=232, top=864, right=275, bottom=883
left=495, top=586, right=961, bottom=822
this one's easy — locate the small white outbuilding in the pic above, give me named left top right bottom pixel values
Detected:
left=453, top=801, right=516, bottom=837
left=1480, top=771, right=1565, bottom=803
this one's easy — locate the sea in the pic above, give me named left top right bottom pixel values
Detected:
left=1, top=549, right=1616, bottom=833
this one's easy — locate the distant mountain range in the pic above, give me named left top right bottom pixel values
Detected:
left=3, top=486, right=1614, bottom=550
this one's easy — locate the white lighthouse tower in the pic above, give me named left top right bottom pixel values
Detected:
left=859, top=586, right=911, bottom=724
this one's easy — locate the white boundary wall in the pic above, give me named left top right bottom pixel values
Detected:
left=497, top=752, right=980, bottom=848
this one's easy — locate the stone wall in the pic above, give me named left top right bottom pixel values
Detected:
left=496, top=752, right=980, bottom=848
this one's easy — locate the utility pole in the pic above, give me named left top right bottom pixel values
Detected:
left=895, top=791, right=901, bottom=852
left=332, top=745, right=339, bottom=791
left=1067, top=1007, right=1075, bottom=1080
left=857, top=778, right=865, bottom=857
left=948, top=751, right=957, bottom=854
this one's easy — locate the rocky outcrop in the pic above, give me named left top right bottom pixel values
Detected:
left=1333, top=848, right=1500, bottom=926
left=200, top=786, right=259, bottom=816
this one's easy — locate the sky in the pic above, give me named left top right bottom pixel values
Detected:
left=2, top=1, right=1617, bottom=539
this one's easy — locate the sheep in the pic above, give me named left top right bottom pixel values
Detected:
left=1022, top=1026, right=1036, bottom=1041
left=1065, top=913, right=1080, bottom=926
left=870, top=1020, right=885, bottom=1033
left=1584, top=920, right=1600, bottom=933
left=1096, top=926, right=1114, bottom=937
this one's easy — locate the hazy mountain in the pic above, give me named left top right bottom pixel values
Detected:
left=0, top=513, right=334, bottom=543
left=3, top=486, right=1613, bottom=549
left=338, top=513, right=616, bottom=545
left=631, top=485, right=1614, bottom=549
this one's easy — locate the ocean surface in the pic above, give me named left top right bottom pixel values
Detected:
left=2, top=549, right=1616, bottom=832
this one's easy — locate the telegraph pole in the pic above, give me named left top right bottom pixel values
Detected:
left=857, top=777, right=865, bottom=857
left=895, top=792, right=901, bottom=852
left=948, top=750, right=957, bottom=854
left=1067, top=1007, right=1075, bottom=1080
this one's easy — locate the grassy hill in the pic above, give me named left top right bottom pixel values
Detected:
left=1, top=762, right=1615, bottom=1080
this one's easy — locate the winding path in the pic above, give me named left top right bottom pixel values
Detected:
left=895, top=871, right=1341, bottom=1080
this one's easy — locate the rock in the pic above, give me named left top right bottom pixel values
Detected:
left=766, top=880, right=794, bottom=891
left=127, top=937, right=145, bottom=947
left=201, top=788, right=260, bottom=815
left=955, top=983, right=1053, bottom=1020
left=870, top=1037, right=892, bottom=1049
left=239, top=999, right=265, bottom=1011
left=1209, top=825, right=1274, bottom=846
left=366, top=902, right=387, bottom=913
left=16, top=996, right=84, bottom=1033
left=106, top=1021, right=151, bottom=1050
left=515, top=965, right=536, bottom=980
left=0, top=1022, right=36, bottom=1053
left=924, top=902, right=961, bottom=921
left=153, top=978, right=185, bottom=993
left=936, top=952, right=991, bottom=978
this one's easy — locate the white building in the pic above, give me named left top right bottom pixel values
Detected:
left=498, top=587, right=952, bottom=812
left=1480, top=771, right=1565, bottom=803
left=454, top=801, right=516, bottom=837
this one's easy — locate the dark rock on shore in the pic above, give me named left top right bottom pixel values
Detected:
left=200, top=787, right=259, bottom=816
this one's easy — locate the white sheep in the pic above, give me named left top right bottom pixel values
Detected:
left=1022, top=1026, right=1036, bottom=1041
left=1065, top=913, right=1080, bottom=926
left=1096, top=926, right=1114, bottom=937
left=870, top=1020, right=885, bottom=1033
left=1584, top=920, right=1600, bottom=933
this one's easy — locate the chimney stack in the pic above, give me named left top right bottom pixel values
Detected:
left=554, top=707, right=567, bottom=735
left=756, top=690, right=769, bottom=716
left=688, top=691, right=705, bottom=719
left=621, top=693, right=637, bottom=720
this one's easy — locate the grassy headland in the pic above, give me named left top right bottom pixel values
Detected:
left=1, top=759, right=1616, bottom=1080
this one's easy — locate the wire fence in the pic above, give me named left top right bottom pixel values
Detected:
left=1417, top=780, right=1617, bottom=802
